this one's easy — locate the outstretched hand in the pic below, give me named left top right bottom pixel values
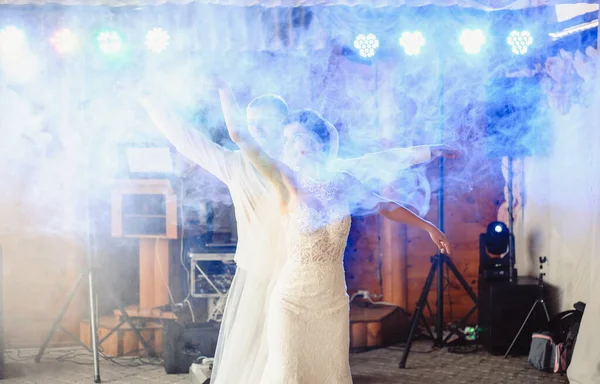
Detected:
left=430, top=144, right=460, bottom=159
left=427, top=225, right=451, bottom=255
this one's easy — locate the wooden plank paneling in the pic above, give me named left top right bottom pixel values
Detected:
left=346, top=153, right=503, bottom=324
left=345, top=215, right=381, bottom=297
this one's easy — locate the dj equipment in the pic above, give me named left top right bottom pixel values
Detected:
left=163, top=321, right=220, bottom=374
left=478, top=276, right=543, bottom=355
left=481, top=265, right=518, bottom=281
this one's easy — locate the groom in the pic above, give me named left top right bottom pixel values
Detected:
left=139, top=83, right=455, bottom=383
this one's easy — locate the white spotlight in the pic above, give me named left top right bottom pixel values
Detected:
left=353, top=33, right=379, bottom=58
left=145, top=28, right=170, bottom=53
left=0, top=26, right=26, bottom=55
left=459, top=29, right=486, bottom=55
left=399, top=31, right=426, bottom=56
left=507, top=30, right=533, bottom=55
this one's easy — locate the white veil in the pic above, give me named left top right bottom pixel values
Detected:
left=210, top=197, right=286, bottom=384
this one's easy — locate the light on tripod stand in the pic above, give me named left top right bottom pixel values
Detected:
left=485, top=221, right=509, bottom=255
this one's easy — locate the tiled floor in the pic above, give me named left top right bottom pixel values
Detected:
left=0, top=341, right=568, bottom=383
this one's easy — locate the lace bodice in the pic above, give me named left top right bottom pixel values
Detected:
left=284, top=175, right=351, bottom=265
left=263, top=174, right=353, bottom=384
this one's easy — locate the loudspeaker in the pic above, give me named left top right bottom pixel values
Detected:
left=163, top=321, right=220, bottom=374
left=478, top=276, right=544, bottom=355
left=485, top=76, right=549, bottom=157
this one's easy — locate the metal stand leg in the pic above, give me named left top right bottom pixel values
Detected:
left=399, top=254, right=478, bottom=369
left=399, top=258, right=438, bottom=368
left=87, top=269, right=101, bottom=383
left=35, top=264, right=102, bottom=383
left=505, top=257, right=551, bottom=358
left=504, top=299, right=551, bottom=358
left=35, top=273, right=88, bottom=363
left=35, top=268, right=156, bottom=364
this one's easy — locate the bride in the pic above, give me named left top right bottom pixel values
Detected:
left=226, top=109, right=451, bottom=383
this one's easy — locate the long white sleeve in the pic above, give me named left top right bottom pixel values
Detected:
left=330, top=145, right=432, bottom=183
left=140, top=95, right=237, bottom=184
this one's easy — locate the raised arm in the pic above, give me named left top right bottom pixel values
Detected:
left=138, top=92, right=235, bottom=183
left=329, top=146, right=430, bottom=185
left=211, top=81, right=292, bottom=203
left=345, top=174, right=451, bottom=254
left=330, top=144, right=459, bottom=177
left=210, top=78, right=247, bottom=141
left=378, top=202, right=451, bottom=255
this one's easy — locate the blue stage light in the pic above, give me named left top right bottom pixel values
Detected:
left=507, top=30, right=533, bottom=55
left=353, top=34, right=379, bottom=58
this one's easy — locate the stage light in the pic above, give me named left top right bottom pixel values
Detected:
left=145, top=28, right=170, bottom=53
left=50, top=28, right=77, bottom=54
left=0, top=26, right=38, bottom=83
left=353, top=33, right=379, bottom=58
left=399, top=31, right=426, bottom=56
left=479, top=221, right=513, bottom=281
left=507, top=30, right=533, bottom=55
left=484, top=221, right=509, bottom=255
left=0, top=26, right=26, bottom=55
left=97, top=30, right=123, bottom=55
left=459, top=29, right=486, bottom=55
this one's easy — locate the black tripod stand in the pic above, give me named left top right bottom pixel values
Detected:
left=504, top=256, right=551, bottom=358
left=399, top=55, right=479, bottom=368
left=399, top=156, right=479, bottom=368
left=399, top=252, right=479, bottom=367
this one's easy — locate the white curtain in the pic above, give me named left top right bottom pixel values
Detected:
left=514, top=50, right=600, bottom=383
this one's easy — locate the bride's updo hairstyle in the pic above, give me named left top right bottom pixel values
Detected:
left=282, top=109, right=334, bottom=156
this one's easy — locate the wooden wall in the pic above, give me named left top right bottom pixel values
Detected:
left=0, top=170, right=84, bottom=348
left=343, top=55, right=505, bottom=322
left=345, top=157, right=503, bottom=323
left=344, top=215, right=383, bottom=298
left=0, top=187, right=138, bottom=348
left=405, top=160, right=503, bottom=321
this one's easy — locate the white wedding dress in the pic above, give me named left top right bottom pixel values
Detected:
left=260, top=176, right=353, bottom=384
left=141, top=96, right=434, bottom=384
